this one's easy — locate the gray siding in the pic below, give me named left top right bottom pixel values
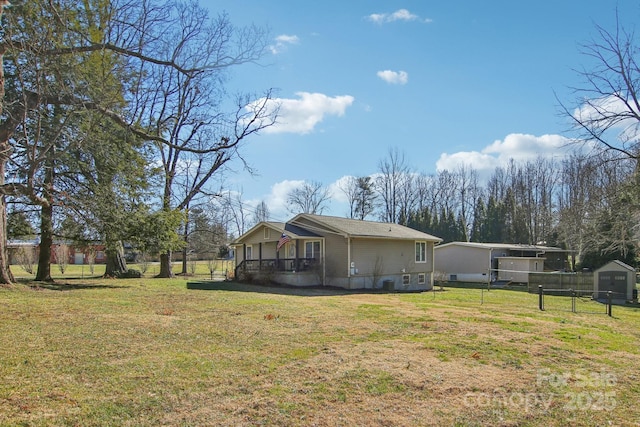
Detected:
left=434, top=245, right=491, bottom=279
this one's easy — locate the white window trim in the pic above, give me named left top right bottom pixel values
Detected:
left=264, top=228, right=270, bottom=239
left=305, top=240, right=321, bottom=259
left=418, top=273, right=426, bottom=284
left=415, top=241, right=427, bottom=263
left=246, top=245, right=253, bottom=260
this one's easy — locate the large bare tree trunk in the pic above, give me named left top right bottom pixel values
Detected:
left=158, top=252, right=174, bottom=278
left=180, top=209, right=188, bottom=275
left=104, top=242, right=128, bottom=277
left=35, top=203, right=53, bottom=282
left=0, top=2, right=14, bottom=284
left=35, top=139, right=56, bottom=282
left=181, top=246, right=188, bottom=275
left=0, top=168, right=14, bottom=284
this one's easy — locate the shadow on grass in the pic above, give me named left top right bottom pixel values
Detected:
left=25, top=281, right=130, bottom=291
left=439, top=281, right=529, bottom=292
left=186, top=280, right=427, bottom=297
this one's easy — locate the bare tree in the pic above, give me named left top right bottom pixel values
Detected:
left=339, top=176, right=359, bottom=219
left=375, top=148, right=411, bottom=223
left=556, top=153, right=602, bottom=268
left=120, top=2, right=277, bottom=278
left=16, top=246, right=36, bottom=275
left=53, top=244, right=69, bottom=275
left=287, top=181, right=331, bottom=215
left=562, top=18, right=640, bottom=163
left=452, top=164, right=481, bottom=241
left=560, top=15, right=640, bottom=260
left=339, top=176, right=377, bottom=220
left=253, top=201, right=270, bottom=224
left=220, top=190, right=250, bottom=238
left=413, top=173, right=438, bottom=213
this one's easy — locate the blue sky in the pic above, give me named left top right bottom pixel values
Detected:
left=200, top=1, right=639, bottom=222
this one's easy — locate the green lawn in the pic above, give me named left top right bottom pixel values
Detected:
left=1, top=279, right=638, bottom=426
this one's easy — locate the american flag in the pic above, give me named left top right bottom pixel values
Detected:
left=276, top=233, right=291, bottom=251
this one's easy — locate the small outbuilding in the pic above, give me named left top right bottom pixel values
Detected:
left=594, top=260, right=637, bottom=303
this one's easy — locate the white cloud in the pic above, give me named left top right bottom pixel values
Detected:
left=436, top=133, right=572, bottom=175
left=327, top=175, right=352, bottom=204
left=573, top=94, right=627, bottom=123
left=367, top=9, right=432, bottom=24
left=390, top=9, right=419, bottom=21
left=269, top=34, right=300, bottom=54
left=251, top=180, right=304, bottom=219
left=377, top=70, right=408, bottom=85
left=573, top=94, right=640, bottom=143
left=253, top=92, right=355, bottom=135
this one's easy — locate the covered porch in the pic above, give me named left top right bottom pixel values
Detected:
left=233, top=223, right=325, bottom=286
left=236, top=257, right=319, bottom=273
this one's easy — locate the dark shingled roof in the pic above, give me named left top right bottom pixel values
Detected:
left=291, top=214, right=442, bottom=241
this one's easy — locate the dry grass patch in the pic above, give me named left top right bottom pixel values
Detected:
left=0, top=280, right=638, bottom=426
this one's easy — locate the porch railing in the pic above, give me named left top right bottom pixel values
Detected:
left=235, top=257, right=319, bottom=279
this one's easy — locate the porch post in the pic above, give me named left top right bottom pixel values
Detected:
left=295, top=239, right=299, bottom=271
left=322, top=237, right=326, bottom=286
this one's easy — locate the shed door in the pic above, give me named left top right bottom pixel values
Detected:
left=598, top=271, right=627, bottom=299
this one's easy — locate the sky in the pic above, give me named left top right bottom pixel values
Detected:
left=200, top=0, right=640, bottom=222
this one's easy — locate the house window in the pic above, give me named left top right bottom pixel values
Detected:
left=415, top=241, right=426, bottom=263
left=402, top=274, right=410, bottom=285
left=418, top=273, right=426, bottom=284
left=246, top=245, right=253, bottom=260
left=264, top=228, right=270, bottom=239
left=305, top=241, right=321, bottom=260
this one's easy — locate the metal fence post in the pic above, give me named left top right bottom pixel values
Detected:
left=538, top=285, right=544, bottom=311
left=607, top=291, right=612, bottom=317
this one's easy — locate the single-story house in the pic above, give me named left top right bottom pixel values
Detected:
left=7, top=239, right=107, bottom=265
left=231, top=213, right=442, bottom=291
left=434, top=242, right=570, bottom=285
left=594, top=260, right=637, bottom=303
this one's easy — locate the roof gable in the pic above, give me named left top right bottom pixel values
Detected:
left=232, top=220, right=320, bottom=244
left=597, top=260, right=635, bottom=272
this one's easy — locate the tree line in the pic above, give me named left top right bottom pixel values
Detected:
left=278, top=148, right=634, bottom=271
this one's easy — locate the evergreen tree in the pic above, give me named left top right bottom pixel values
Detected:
left=470, top=197, right=486, bottom=242
left=7, top=210, right=35, bottom=239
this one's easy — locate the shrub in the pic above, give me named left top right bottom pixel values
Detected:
left=115, top=269, right=142, bottom=279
